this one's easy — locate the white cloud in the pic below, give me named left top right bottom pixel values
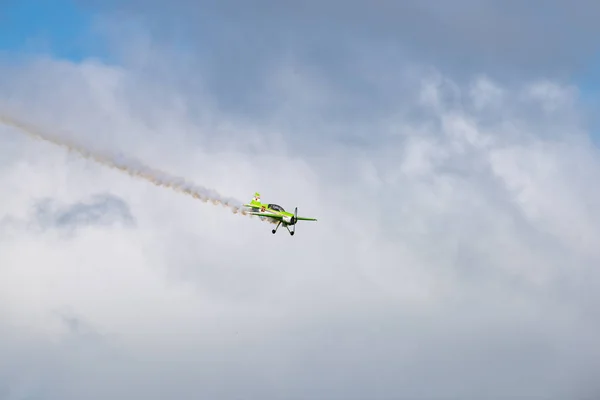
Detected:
left=1, top=35, right=600, bottom=399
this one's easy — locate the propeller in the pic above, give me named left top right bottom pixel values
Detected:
left=292, top=207, right=298, bottom=235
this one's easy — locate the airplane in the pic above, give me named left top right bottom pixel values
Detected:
left=243, top=192, right=317, bottom=236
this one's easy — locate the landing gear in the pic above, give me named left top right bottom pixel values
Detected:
left=272, top=221, right=281, bottom=234
left=271, top=221, right=295, bottom=236
left=285, top=224, right=295, bottom=236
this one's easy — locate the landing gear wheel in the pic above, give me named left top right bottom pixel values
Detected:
left=272, top=229, right=276, bottom=234
left=290, top=231, right=294, bottom=236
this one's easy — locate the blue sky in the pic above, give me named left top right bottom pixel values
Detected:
left=0, top=0, right=106, bottom=61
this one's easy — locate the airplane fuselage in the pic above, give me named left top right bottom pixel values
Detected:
left=250, top=206, right=296, bottom=225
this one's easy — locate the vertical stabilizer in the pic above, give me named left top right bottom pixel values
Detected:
left=248, top=192, right=262, bottom=211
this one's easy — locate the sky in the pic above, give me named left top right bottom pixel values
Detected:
left=0, top=0, right=106, bottom=61
left=2, top=1, right=600, bottom=399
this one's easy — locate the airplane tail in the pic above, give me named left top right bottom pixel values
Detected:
left=245, top=192, right=262, bottom=211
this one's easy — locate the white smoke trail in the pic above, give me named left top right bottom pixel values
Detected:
left=0, top=114, right=273, bottom=223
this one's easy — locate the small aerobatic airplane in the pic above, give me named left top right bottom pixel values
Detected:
left=243, top=192, right=317, bottom=236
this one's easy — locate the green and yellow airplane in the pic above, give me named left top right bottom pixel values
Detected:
left=243, top=192, right=317, bottom=236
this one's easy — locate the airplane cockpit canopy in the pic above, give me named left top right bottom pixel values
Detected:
left=268, top=204, right=285, bottom=212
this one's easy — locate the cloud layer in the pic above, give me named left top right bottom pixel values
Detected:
left=2, top=11, right=600, bottom=400
left=79, top=0, right=600, bottom=82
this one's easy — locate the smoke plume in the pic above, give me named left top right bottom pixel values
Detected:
left=0, top=114, right=273, bottom=223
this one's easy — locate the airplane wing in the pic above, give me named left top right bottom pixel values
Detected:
left=296, top=217, right=317, bottom=221
left=248, top=212, right=283, bottom=219
left=249, top=213, right=317, bottom=221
